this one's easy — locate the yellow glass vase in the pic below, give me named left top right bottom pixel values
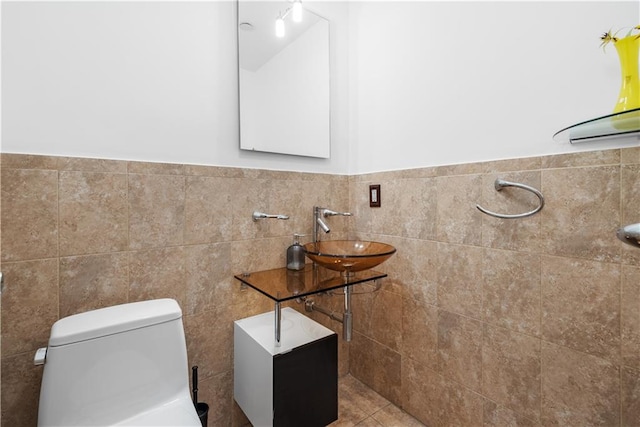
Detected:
left=613, top=35, right=640, bottom=113
left=611, top=35, right=640, bottom=131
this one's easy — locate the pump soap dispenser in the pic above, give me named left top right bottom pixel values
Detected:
left=286, top=234, right=305, bottom=271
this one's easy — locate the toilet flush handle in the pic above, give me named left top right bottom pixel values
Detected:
left=34, top=347, right=47, bottom=366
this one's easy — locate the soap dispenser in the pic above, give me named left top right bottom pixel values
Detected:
left=286, top=234, right=305, bottom=271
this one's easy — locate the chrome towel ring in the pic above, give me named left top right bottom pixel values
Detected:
left=476, top=179, right=544, bottom=219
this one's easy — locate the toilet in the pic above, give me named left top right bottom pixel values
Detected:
left=35, top=299, right=202, bottom=426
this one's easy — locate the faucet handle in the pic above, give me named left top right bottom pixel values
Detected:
left=252, top=211, right=290, bottom=222
left=322, top=209, right=352, bottom=217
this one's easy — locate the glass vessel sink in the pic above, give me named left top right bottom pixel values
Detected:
left=303, top=240, right=396, bottom=277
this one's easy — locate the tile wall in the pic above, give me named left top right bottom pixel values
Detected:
left=2, top=147, right=640, bottom=426
left=0, top=154, right=349, bottom=427
left=347, top=148, right=640, bottom=426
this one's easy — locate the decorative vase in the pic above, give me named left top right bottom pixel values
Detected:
left=612, top=34, right=640, bottom=129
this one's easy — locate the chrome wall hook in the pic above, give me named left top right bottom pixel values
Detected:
left=476, top=179, right=544, bottom=219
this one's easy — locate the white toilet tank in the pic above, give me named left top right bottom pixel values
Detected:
left=36, top=299, right=201, bottom=427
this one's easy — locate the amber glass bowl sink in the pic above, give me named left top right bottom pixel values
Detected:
left=302, top=240, right=396, bottom=276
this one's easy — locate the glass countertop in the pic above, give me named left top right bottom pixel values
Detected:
left=553, top=108, right=640, bottom=143
left=234, top=264, right=387, bottom=302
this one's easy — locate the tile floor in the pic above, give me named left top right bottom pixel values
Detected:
left=329, top=375, right=425, bottom=427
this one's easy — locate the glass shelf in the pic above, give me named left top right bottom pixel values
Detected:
left=234, top=264, right=387, bottom=303
left=553, top=108, right=640, bottom=144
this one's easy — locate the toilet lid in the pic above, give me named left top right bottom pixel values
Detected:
left=115, top=398, right=201, bottom=426
left=49, top=299, right=182, bottom=347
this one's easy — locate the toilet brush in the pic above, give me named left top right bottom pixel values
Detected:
left=192, top=365, right=198, bottom=406
left=192, top=366, right=209, bottom=427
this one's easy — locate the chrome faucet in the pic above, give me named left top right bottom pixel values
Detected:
left=313, top=206, right=352, bottom=242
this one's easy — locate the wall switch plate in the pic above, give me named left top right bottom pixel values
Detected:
left=369, top=184, right=381, bottom=208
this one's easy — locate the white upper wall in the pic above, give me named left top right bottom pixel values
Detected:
left=348, top=1, right=640, bottom=174
left=1, top=1, right=639, bottom=174
left=1, top=1, right=350, bottom=173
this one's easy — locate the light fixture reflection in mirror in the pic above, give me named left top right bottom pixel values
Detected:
left=275, top=13, right=285, bottom=37
left=238, top=0, right=331, bottom=158
left=274, top=0, right=303, bottom=37
left=292, top=0, right=302, bottom=22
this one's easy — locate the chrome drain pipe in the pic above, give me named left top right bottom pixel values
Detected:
left=305, top=299, right=344, bottom=323
left=304, top=285, right=353, bottom=341
left=343, top=285, right=353, bottom=342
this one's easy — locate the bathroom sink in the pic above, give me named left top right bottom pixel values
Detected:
left=302, top=240, right=396, bottom=276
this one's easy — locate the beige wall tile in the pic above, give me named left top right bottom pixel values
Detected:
left=483, top=400, right=539, bottom=427
left=541, top=342, right=619, bottom=426
left=58, top=156, right=127, bottom=173
left=1, top=259, right=58, bottom=357
left=351, top=178, right=435, bottom=240
left=541, top=166, right=620, bottom=263
left=401, top=357, right=441, bottom=426
left=401, top=297, right=438, bottom=372
left=128, top=247, right=186, bottom=309
left=197, top=370, right=234, bottom=427
left=59, top=253, right=129, bottom=318
left=185, top=306, right=233, bottom=379
left=483, top=248, right=541, bottom=336
left=435, top=162, right=484, bottom=176
left=482, top=325, right=541, bottom=421
left=483, top=157, right=542, bottom=174
left=230, top=237, right=288, bottom=280
left=622, top=366, right=640, bottom=426
left=541, top=149, right=620, bottom=169
left=342, top=278, right=392, bottom=344
left=185, top=176, right=233, bottom=245
left=369, top=289, right=402, bottom=352
left=1, top=169, right=58, bottom=261
left=185, top=243, right=232, bottom=316
left=185, top=164, right=245, bottom=178
left=128, top=173, right=185, bottom=249
left=437, top=375, right=484, bottom=427
left=405, top=360, right=484, bottom=426
left=349, top=332, right=401, bottom=406
left=59, top=171, right=128, bottom=256
left=382, top=236, right=437, bottom=306
left=621, top=147, right=640, bottom=164
left=352, top=286, right=374, bottom=336
left=437, top=243, right=483, bottom=318
left=231, top=178, right=270, bottom=241
left=622, top=265, right=640, bottom=368
left=393, top=178, right=437, bottom=240
left=263, top=178, right=313, bottom=239
left=437, top=310, right=482, bottom=393
left=349, top=180, right=376, bottom=235
left=127, top=160, right=184, bottom=175
left=436, top=174, right=483, bottom=245
left=1, top=352, right=42, bottom=427
left=1, top=153, right=58, bottom=170
left=541, top=255, right=620, bottom=362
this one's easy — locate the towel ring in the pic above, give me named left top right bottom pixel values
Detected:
left=476, top=179, right=544, bottom=219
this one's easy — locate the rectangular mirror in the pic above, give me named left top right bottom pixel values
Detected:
left=238, top=1, right=330, bottom=158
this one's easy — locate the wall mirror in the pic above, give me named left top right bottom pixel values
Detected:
left=238, top=0, right=330, bottom=158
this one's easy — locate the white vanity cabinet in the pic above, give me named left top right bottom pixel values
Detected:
left=234, top=307, right=338, bottom=427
